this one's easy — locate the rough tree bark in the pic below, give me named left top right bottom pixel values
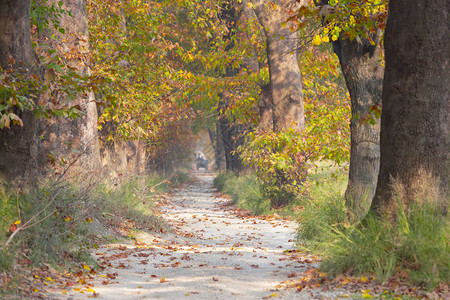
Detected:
left=0, top=0, right=40, bottom=185
left=258, top=84, right=274, bottom=130
left=252, top=0, right=305, bottom=133
left=218, top=94, right=245, bottom=172
left=208, top=126, right=226, bottom=171
left=39, top=0, right=100, bottom=173
left=332, top=35, right=384, bottom=219
left=217, top=1, right=246, bottom=173
left=371, top=0, right=449, bottom=215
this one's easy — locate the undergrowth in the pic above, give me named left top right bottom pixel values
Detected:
left=296, top=170, right=449, bottom=288
left=214, top=172, right=270, bottom=215
left=0, top=170, right=189, bottom=297
left=92, top=174, right=170, bottom=233
left=215, top=166, right=449, bottom=289
left=319, top=198, right=449, bottom=288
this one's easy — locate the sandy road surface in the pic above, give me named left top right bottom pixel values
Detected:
left=56, top=174, right=325, bottom=299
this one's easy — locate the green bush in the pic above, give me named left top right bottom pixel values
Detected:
left=213, top=172, right=235, bottom=192
left=214, top=172, right=271, bottom=215
left=238, top=129, right=309, bottom=208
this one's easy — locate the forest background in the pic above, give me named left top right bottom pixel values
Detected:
left=0, top=0, right=448, bottom=297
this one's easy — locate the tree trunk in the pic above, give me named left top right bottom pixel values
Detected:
left=214, top=122, right=227, bottom=171
left=208, top=126, right=226, bottom=171
left=38, top=0, right=100, bottom=173
left=216, top=2, right=246, bottom=173
left=218, top=96, right=245, bottom=173
left=0, top=0, right=40, bottom=186
left=332, top=36, right=383, bottom=219
left=258, top=84, right=274, bottom=130
left=252, top=0, right=305, bottom=133
left=0, top=0, right=34, bottom=67
left=371, top=0, right=450, bottom=215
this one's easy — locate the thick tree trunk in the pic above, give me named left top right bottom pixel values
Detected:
left=332, top=36, right=383, bottom=219
left=252, top=0, right=305, bottom=133
left=0, top=0, right=40, bottom=186
left=216, top=3, right=246, bottom=173
left=0, top=0, right=34, bottom=67
left=218, top=97, right=245, bottom=173
left=371, top=0, right=449, bottom=215
left=258, top=84, right=274, bottom=130
left=39, top=0, right=100, bottom=173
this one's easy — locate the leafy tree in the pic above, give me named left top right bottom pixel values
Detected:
left=294, top=0, right=387, bottom=218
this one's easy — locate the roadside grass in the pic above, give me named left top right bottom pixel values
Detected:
left=0, top=170, right=189, bottom=297
left=214, top=165, right=449, bottom=289
left=320, top=204, right=449, bottom=287
left=214, top=172, right=271, bottom=215
left=0, top=181, right=96, bottom=271
left=92, top=173, right=171, bottom=234
left=213, top=163, right=346, bottom=219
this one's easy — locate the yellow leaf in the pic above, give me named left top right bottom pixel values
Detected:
left=362, top=290, right=373, bottom=298
left=45, top=277, right=54, bottom=282
left=322, top=36, right=330, bottom=43
left=14, top=220, right=21, bottom=225
left=83, top=265, right=91, bottom=270
left=87, top=288, right=95, bottom=293
left=33, top=288, right=38, bottom=292
left=312, top=35, right=322, bottom=46
left=269, top=293, right=278, bottom=297
left=361, top=276, right=368, bottom=282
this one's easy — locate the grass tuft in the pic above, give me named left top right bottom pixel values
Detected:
left=296, top=169, right=449, bottom=288
left=214, top=172, right=271, bottom=215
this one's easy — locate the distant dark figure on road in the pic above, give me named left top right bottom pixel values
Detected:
left=195, top=154, right=208, bottom=170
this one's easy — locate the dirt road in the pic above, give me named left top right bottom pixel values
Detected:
left=56, top=174, right=326, bottom=299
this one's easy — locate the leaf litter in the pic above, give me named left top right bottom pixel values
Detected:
left=34, top=174, right=448, bottom=299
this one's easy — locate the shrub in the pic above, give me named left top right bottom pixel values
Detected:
left=214, top=172, right=271, bottom=215
left=238, top=129, right=309, bottom=208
